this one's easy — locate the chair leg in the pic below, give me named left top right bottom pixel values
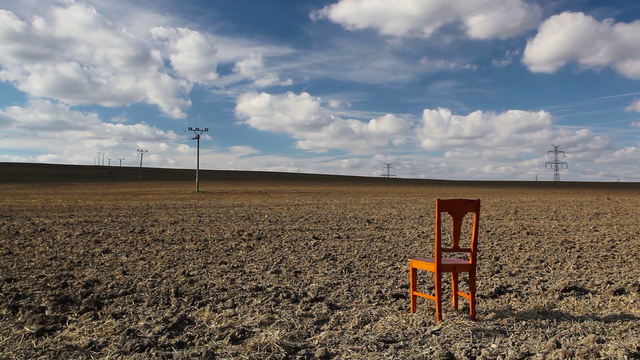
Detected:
left=435, top=270, right=442, bottom=323
left=451, top=272, right=458, bottom=310
left=410, top=266, right=417, bottom=314
left=469, top=269, right=476, bottom=321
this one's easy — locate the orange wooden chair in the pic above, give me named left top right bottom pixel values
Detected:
left=409, top=198, right=480, bottom=323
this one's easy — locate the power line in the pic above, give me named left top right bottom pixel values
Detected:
left=545, top=144, right=568, bottom=181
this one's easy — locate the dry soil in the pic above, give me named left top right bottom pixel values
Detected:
left=1, top=180, right=639, bottom=359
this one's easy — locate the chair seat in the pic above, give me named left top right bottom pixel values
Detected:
left=410, top=257, right=474, bottom=272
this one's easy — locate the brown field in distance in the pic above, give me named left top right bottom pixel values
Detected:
left=1, top=163, right=639, bottom=359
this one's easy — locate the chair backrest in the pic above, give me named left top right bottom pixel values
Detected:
left=435, top=198, right=481, bottom=265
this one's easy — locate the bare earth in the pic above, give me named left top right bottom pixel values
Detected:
left=1, top=180, right=639, bottom=359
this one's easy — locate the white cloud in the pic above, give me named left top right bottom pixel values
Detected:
left=523, top=12, right=640, bottom=79
left=228, top=145, right=260, bottom=156
left=231, top=54, right=293, bottom=88
left=312, top=0, right=541, bottom=39
left=111, top=115, right=127, bottom=123
left=492, top=49, right=520, bottom=67
left=631, top=121, right=640, bottom=128
left=594, top=146, right=640, bottom=164
left=416, top=108, right=612, bottom=155
left=0, top=99, right=180, bottom=146
left=328, top=99, right=343, bottom=108
left=0, top=4, right=194, bottom=118
left=235, top=91, right=413, bottom=152
left=151, top=26, right=219, bottom=83
left=340, top=157, right=365, bottom=169
left=35, top=153, right=57, bottom=162
left=420, top=57, right=477, bottom=70
left=626, top=99, right=640, bottom=112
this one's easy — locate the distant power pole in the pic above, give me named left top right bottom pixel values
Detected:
left=535, top=174, right=538, bottom=182
left=188, top=127, right=208, bottom=192
left=97, top=152, right=105, bottom=166
left=108, top=157, right=111, bottom=167
left=381, top=163, right=397, bottom=178
left=545, top=145, right=568, bottom=181
left=137, top=149, right=148, bottom=180
left=117, top=157, right=125, bottom=179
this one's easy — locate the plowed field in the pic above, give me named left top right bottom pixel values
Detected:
left=1, top=180, right=639, bottom=359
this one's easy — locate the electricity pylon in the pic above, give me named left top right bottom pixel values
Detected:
left=381, top=163, right=397, bottom=178
left=545, top=145, right=568, bottom=181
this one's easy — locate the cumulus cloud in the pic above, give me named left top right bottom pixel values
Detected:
left=0, top=99, right=180, bottom=145
left=231, top=54, right=293, bottom=88
left=416, top=108, right=612, bottom=155
left=151, top=26, right=219, bottom=83
left=594, top=147, right=640, bottom=164
left=523, top=12, right=640, bottom=78
left=235, top=92, right=413, bottom=152
left=492, top=49, right=520, bottom=67
left=0, top=3, right=196, bottom=118
left=0, top=4, right=195, bottom=118
left=312, top=0, right=541, bottom=39
left=0, top=99, right=201, bottom=168
left=626, top=99, right=640, bottom=112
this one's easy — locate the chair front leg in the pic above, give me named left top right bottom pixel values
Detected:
left=435, top=270, right=443, bottom=323
left=469, top=269, right=476, bottom=321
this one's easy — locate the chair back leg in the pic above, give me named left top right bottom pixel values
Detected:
left=410, top=266, right=417, bottom=314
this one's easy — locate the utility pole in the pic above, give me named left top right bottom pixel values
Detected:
left=117, top=157, right=125, bottom=180
left=381, top=163, right=397, bottom=178
left=108, top=157, right=111, bottom=167
left=188, top=127, right=208, bottom=192
left=535, top=174, right=538, bottom=182
left=137, top=149, right=148, bottom=181
left=97, top=152, right=105, bottom=166
left=545, top=145, right=568, bottom=182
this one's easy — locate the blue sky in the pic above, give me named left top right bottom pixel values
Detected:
left=1, top=0, right=640, bottom=181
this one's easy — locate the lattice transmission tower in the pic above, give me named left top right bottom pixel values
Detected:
left=381, top=163, right=397, bottom=178
left=545, top=145, right=568, bottom=181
